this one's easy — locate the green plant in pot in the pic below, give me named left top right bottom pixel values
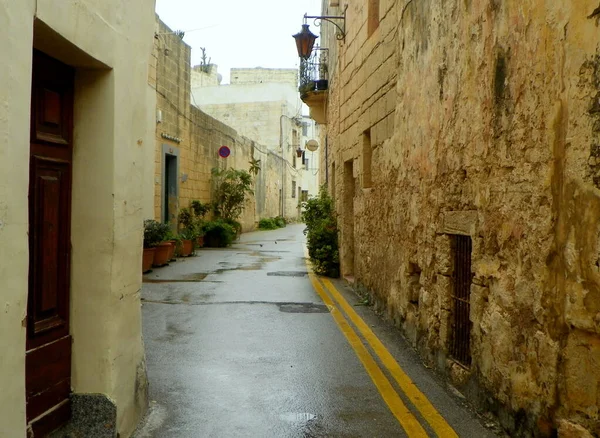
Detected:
left=178, top=208, right=197, bottom=256
left=142, top=219, right=162, bottom=273
left=210, top=167, right=253, bottom=244
left=202, top=219, right=236, bottom=248
left=179, top=226, right=197, bottom=256
left=164, top=228, right=181, bottom=261
left=145, top=220, right=171, bottom=267
left=190, top=200, right=210, bottom=247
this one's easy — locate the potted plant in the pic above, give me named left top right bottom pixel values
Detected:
left=202, top=219, right=236, bottom=248
left=143, top=219, right=162, bottom=273
left=165, top=228, right=180, bottom=262
left=179, top=226, right=196, bottom=256
left=190, top=200, right=210, bottom=247
left=146, top=220, right=171, bottom=267
left=178, top=208, right=196, bottom=256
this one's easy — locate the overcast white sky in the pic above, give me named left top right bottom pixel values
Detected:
left=155, top=0, right=323, bottom=84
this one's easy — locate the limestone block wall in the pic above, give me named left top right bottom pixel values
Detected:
left=230, top=67, right=298, bottom=86
left=322, top=0, right=600, bottom=435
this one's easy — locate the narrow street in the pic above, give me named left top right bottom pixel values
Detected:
left=135, top=224, right=499, bottom=438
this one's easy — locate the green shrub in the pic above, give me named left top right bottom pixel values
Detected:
left=274, top=216, right=286, bottom=228
left=143, top=220, right=170, bottom=248
left=211, top=167, right=253, bottom=221
left=259, top=218, right=278, bottom=230
left=223, top=218, right=242, bottom=237
left=190, top=200, right=210, bottom=218
left=202, top=220, right=236, bottom=247
left=178, top=208, right=194, bottom=229
left=301, top=186, right=339, bottom=277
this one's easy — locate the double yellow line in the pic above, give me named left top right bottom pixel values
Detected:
left=307, top=270, right=458, bottom=437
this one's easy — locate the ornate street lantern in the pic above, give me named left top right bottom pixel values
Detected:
left=296, top=147, right=304, bottom=158
left=293, top=24, right=318, bottom=59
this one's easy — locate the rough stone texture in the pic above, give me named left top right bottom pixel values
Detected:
left=50, top=395, right=117, bottom=438
left=320, top=0, right=600, bottom=435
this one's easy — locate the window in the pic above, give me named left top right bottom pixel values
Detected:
left=450, top=235, right=473, bottom=367
left=292, top=180, right=297, bottom=198
left=293, top=154, right=297, bottom=168
left=301, top=190, right=309, bottom=202
left=368, top=0, right=380, bottom=37
left=302, top=122, right=308, bottom=136
left=362, top=128, right=373, bottom=188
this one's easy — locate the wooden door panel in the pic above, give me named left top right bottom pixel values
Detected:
left=27, top=49, right=74, bottom=434
left=28, top=156, right=70, bottom=346
left=26, top=336, right=71, bottom=421
left=31, top=52, right=73, bottom=146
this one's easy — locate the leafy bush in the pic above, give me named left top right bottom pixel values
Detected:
left=258, top=216, right=287, bottom=230
left=259, top=218, right=278, bottom=230
left=274, top=216, right=286, bottom=228
left=223, top=218, right=242, bottom=237
left=302, top=186, right=339, bottom=277
left=190, top=200, right=210, bottom=218
left=202, top=220, right=236, bottom=247
left=144, top=220, right=170, bottom=248
left=178, top=208, right=194, bottom=229
left=211, top=167, right=253, bottom=221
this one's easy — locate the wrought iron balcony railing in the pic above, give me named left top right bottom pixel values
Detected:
left=298, top=49, right=328, bottom=97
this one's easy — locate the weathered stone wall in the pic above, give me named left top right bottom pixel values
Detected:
left=230, top=67, right=298, bottom=86
left=323, top=0, right=600, bottom=435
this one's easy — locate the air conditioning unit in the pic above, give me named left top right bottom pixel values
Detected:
left=329, top=0, right=339, bottom=6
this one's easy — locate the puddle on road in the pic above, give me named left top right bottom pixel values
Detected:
left=277, top=303, right=329, bottom=314
left=143, top=273, right=208, bottom=283
left=267, top=271, right=308, bottom=277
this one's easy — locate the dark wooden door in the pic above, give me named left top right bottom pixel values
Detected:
left=26, top=50, right=74, bottom=436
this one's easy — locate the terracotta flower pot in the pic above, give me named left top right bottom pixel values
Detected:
left=142, top=248, right=155, bottom=273
left=153, top=242, right=171, bottom=267
left=181, top=239, right=193, bottom=257
left=196, top=235, right=204, bottom=248
left=167, top=240, right=176, bottom=261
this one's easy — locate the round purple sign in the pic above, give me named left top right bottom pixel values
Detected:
left=218, top=146, right=231, bottom=158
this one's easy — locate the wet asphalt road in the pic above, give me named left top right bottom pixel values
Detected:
left=135, top=224, right=500, bottom=438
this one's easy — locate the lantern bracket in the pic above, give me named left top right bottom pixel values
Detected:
left=304, top=7, right=346, bottom=41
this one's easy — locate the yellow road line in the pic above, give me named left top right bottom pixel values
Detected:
left=307, top=272, right=428, bottom=437
left=320, top=277, right=458, bottom=438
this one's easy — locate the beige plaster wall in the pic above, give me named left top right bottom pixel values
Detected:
left=323, top=0, right=600, bottom=435
left=0, top=0, right=36, bottom=435
left=0, top=0, right=155, bottom=436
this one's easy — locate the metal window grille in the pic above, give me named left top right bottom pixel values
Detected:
left=450, top=235, right=473, bottom=367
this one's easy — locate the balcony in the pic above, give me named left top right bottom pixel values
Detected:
left=299, top=51, right=328, bottom=124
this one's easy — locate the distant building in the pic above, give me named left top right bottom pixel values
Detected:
left=192, top=67, right=320, bottom=219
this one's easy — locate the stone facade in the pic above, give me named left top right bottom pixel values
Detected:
left=152, top=18, right=285, bottom=230
left=318, top=0, right=600, bottom=435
